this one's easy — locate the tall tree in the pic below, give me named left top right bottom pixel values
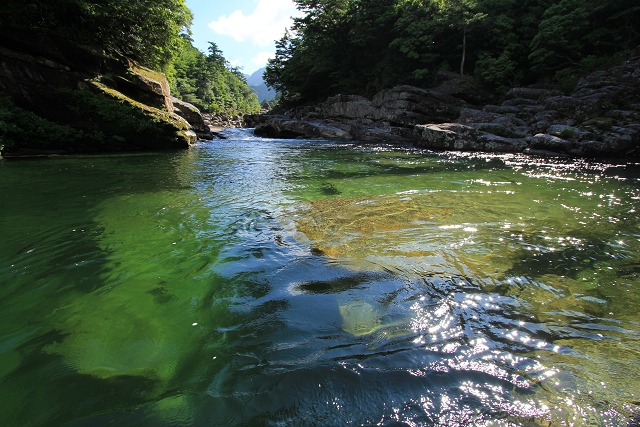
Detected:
left=0, top=0, right=193, bottom=69
left=171, top=40, right=260, bottom=114
left=435, top=0, right=486, bottom=76
left=265, top=0, right=640, bottom=105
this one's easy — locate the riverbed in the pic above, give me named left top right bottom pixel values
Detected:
left=1, top=129, right=639, bottom=426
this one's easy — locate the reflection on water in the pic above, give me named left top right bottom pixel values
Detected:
left=1, top=132, right=640, bottom=426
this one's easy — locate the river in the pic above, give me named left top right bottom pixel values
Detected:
left=1, top=129, right=639, bottom=426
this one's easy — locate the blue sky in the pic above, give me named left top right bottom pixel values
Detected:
left=184, top=0, right=303, bottom=76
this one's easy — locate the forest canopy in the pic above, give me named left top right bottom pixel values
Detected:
left=265, top=0, right=640, bottom=106
left=169, top=40, right=261, bottom=114
left=0, top=0, right=193, bottom=69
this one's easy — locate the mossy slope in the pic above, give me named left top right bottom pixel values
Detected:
left=0, top=30, right=195, bottom=155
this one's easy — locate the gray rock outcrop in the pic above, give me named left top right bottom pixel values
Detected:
left=170, top=96, right=213, bottom=139
left=251, top=46, right=640, bottom=159
left=254, top=116, right=352, bottom=140
left=248, top=82, right=471, bottom=142
left=414, top=46, right=640, bottom=157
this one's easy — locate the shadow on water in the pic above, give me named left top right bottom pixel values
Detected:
left=0, top=151, right=214, bottom=426
left=3, top=329, right=163, bottom=427
left=101, top=252, right=557, bottom=426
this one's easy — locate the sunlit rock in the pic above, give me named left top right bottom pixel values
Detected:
left=413, top=123, right=483, bottom=151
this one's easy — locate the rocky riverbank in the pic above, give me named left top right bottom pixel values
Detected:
left=247, top=47, right=640, bottom=158
left=0, top=30, right=214, bottom=156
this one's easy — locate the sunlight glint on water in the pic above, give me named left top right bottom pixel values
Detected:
left=0, top=131, right=639, bottom=426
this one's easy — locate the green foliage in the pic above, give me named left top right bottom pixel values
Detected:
left=476, top=124, right=511, bottom=137
left=558, top=128, right=575, bottom=139
left=0, top=93, right=80, bottom=151
left=434, top=0, right=486, bottom=75
left=529, top=0, right=590, bottom=69
left=530, top=0, right=639, bottom=78
left=170, top=40, right=260, bottom=114
left=0, top=83, right=190, bottom=154
left=77, top=84, right=186, bottom=133
left=553, top=50, right=632, bottom=93
left=0, top=0, right=193, bottom=68
left=474, top=51, right=520, bottom=94
left=266, top=0, right=640, bottom=105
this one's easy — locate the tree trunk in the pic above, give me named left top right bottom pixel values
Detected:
left=460, top=26, right=466, bottom=77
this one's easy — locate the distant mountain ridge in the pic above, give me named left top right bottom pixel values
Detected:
left=245, top=67, right=275, bottom=103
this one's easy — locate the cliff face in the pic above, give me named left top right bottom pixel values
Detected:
left=0, top=30, right=208, bottom=156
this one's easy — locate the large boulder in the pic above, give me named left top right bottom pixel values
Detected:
left=529, top=133, right=573, bottom=152
left=413, top=123, right=525, bottom=153
left=478, top=133, right=527, bottom=153
left=504, top=87, right=556, bottom=101
left=413, top=123, right=482, bottom=151
left=0, top=29, right=197, bottom=154
left=437, top=46, right=640, bottom=158
left=254, top=117, right=352, bottom=140
left=170, top=96, right=210, bottom=136
left=247, top=47, right=640, bottom=159
left=252, top=83, right=470, bottom=142
left=320, top=94, right=375, bottom=120
left=431, top=74, right=488, bottom=104
left=350, top=124, right=413, bottom=142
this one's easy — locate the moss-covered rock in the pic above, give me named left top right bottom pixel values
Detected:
left=0, top=30, right=197, bottom=155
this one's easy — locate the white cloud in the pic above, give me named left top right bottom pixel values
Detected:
left=252, top=51, right=274, bottom=67
left=227, top=58, right=242, bottom=68
left=208, top=0, right=303, bottom=46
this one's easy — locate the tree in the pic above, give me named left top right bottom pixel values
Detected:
left=264, top=0, right=640, bottom=106
left=435, top=0, right=486, bottom=76
left=529, top=0, right=591, bottom=72
left=529, top=0, right=640, bottom=80
left=390, top=0, right=444, bottom=83
left=171, top=40, right=260, bottom=114
left=0, top=0, right=193, bottom=69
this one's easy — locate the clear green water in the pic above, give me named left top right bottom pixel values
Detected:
left=1, top=129, right=640, bottom=426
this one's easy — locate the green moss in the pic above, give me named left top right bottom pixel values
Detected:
left=178, top=130, right=196, bottom=145
left=557, top=128, right=576, bottom=139
left=476, top=124, right=512, bottom=138
left=131, top=65, right=166, bottom=83
left=90, top=81, right=188, bottom=130
left=1, top=80, right=192, bottom=154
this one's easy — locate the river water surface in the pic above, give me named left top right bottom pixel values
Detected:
left=1, top=129, right=640, bottom=426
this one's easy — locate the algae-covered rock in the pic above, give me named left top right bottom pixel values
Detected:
left=43, top=190, right=216, bottom=385
left=338, top=299, right=410, bottom=337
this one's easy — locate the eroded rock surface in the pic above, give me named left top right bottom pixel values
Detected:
left=251, top=46, right=640, bottom=158
left=414, top=47, right=640, bottom=157
left=248, top=83, right=470, bottom=142
left=0, top=29, right=212, bottom=155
